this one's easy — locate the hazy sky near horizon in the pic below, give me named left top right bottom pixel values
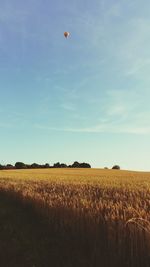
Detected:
left=0, top=0, right=150, bottom=171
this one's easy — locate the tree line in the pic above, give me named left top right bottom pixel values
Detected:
left=0, top=161, right=91, bottom=170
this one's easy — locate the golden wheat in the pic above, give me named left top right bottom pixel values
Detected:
left=0, top=168, right=150, bottom=266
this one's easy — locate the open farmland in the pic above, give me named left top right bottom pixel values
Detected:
left=0, top=168, right=150, bottom=267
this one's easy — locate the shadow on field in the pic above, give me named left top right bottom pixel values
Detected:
left=0, top=189, right=149, bottom=267
left=0, top=189, right=100, bottom=267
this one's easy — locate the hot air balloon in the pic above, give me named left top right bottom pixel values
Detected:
left=64, top=32, right=70, bottom=38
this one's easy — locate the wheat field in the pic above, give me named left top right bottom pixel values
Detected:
left=0, top=168, right=150, bottom=267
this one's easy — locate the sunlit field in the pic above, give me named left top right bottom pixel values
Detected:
left=0, top=168, right=150, bottom=267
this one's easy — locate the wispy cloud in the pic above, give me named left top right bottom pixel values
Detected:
left=115, top=17, right=150, bottom=79
left=125, top=58, right=150, bottom=77
left=103, top=89, right=143, bottom=122
left=34, top=122, right=150, bottom=135
left=35, top=86, right=150, bottom=135
left=35, top=82, right=150, bottom=135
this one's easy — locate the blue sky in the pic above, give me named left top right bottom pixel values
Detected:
left=0, top=0, right=150, bottom=170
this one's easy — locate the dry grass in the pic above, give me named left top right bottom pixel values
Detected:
left=0, top=168, right=150, bottom=267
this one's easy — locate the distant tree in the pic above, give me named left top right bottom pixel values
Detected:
left=104, top=167, right=108, bottom=169
left=0, top=164, right=4, bottom=170
left=112, top=165, right=120, bottom=170
left=30, top=163, right=40, bottom=168
left=53, top=162, right=61, bottom=168
left=44, top=163, right=50, bottom=168
left=39, top=163, right=50, bottom=168
left=6, top=164, right=14, bottom=169
left=71, top=161, right=80, bottom=168
left=80, top=162, right=91, bottom=168
left=71, top=161, right=91, bottom=168
left=15, top=162, right=27, bottom=169
left=60, top=163, right=67, bottom=168
left=26, top=164, right=31, bottom=169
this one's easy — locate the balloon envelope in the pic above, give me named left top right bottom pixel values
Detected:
left=64, top=32, right=70, bottom=38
